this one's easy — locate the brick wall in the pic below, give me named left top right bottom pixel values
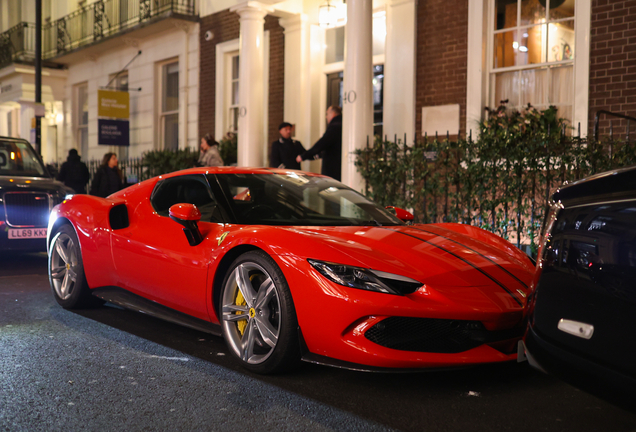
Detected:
left=265, top=16, right=285, bottom=153
left=415, top=0, right=468, bottom=137
left=588, top=0, right=636, bottom=139
left=198, top=11, right=284, bottom=157
left=199, top=10, right=240, bottom=141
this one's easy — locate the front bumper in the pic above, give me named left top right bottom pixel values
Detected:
left=523, top=326, right=636, bottom=408
left=280, top=256, right=523, bottom=369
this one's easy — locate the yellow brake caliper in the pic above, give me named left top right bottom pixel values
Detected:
left=235, top=274, right=258, bottom=336
left=235, top=289, right=247, bottom=335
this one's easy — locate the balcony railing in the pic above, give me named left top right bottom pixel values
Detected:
left=0, top=22, right=36, bottom=69
left=43, top=0, right=195, bottom=59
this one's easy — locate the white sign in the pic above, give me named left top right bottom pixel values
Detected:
left=8, top=228, right=47, bottom=239
left=421, top=104, right=460, bottom=136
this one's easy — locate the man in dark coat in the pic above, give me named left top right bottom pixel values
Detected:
left=270, top=122, right=305, bottom=169
left=57, top=149, right=90, bottom=194
left=296, top=106, right=342, bottom=181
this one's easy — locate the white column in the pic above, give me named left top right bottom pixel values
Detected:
left=466, top=0, right=488, bottom=136
left=342, top=0, right=373, bottom=192
left=384, top=0, right=416, bottom=141
left=231, top=2, right=270, bottom=167
left=573, top=0, right=591, bottom=136
left=279, top=14, right=310, bottom=150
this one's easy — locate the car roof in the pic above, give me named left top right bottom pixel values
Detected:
left=157, top=166, right=328, bottom=179
left=554, top=165, right=636, bottom=204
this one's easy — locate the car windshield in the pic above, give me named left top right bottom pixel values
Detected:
left=0, top=139, right=48, bottom=177
left=211, top=172, right=404, bottom=226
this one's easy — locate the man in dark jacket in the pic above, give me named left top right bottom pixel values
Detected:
left=296, top=106, right=342, bottom=181
left=57, top=149, right=90, bottom=194
left=270, top=122, right=305, bottom=169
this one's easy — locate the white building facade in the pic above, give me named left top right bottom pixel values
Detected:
left=1, top=0, right=622, bottom=190
left=198, top=0, right=416, bottom=191
left=0, top=0, right=200, bottom=163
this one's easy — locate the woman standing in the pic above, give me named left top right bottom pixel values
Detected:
left=198, top=134, right=224, bottom=167
left=90, top=153, right=124, bottom=198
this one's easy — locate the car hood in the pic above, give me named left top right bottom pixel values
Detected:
left=0, top=175, right=71, bottom=194
left=278, top=224, right=532, bottom=309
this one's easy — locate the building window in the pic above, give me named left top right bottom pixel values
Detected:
left=491, top=0, right=575, bottom=121
left=227, top=54, right=239, bottom=133
left=325, top=26, right=345, bottom=64
left=160, top=61, right=179, bottom=150
left=75, top=83, right=88, bottom=156
left=324, top=12, right=386, bottom=136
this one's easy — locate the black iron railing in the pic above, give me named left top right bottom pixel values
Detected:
left=594, top=110, right=636, bottom=142
left=43, top=0, right=195, bottom=58
left=49, top=157, right=147, bottom=192
left=0, top=22, right=36, bottom=69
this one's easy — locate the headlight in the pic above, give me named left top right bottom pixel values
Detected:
left=308, top=259, right=422, bottom=295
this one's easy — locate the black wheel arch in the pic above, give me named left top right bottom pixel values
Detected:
left=48, top=217, right=74, bottom=253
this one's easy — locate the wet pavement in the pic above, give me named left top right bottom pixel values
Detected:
left=1, top=252, right=635, bottom=432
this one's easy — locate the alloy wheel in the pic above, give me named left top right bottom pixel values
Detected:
left=221, top=261, right=281, bottom=365
left=50, top=232, right=79, bottom=301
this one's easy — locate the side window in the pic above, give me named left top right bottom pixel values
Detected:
left=150, top=175, right=222, bottom=222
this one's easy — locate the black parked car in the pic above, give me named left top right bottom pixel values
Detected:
left=0, top=137, right=73, bottom=252
left=522, top=166, right=636, bottom=410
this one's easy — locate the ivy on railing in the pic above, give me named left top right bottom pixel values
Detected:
left=140, top=148, right=199, bottom=180
left=219, top=132, right=238, bottom=166
left=355, top=103, right=636, bottom=256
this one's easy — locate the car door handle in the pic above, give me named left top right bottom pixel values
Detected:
left=557, top=319, right=594, bottom=340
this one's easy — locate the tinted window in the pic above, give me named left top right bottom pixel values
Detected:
left=0, top=139, right=47, bottom=177
left=211, top=172, right=403, bottom=226
left=151, top=175, right=224, bottom=222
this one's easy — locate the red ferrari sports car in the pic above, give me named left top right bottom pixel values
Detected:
left=47, top=167, right=534, bottom=374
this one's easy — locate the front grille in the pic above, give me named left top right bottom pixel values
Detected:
left=365, top=317, right=523, bottom=353
left=3, top=192, right=51, bottom=227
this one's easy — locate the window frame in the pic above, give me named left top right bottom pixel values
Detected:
left=214, top=35, right=270, bottom=144
left=150, top=174, right=226, bottom=222
left=75, top=83, right=89, bottom=157
left=466, top=0, right=590, bottom=135
left=215, top=39, right=240, bottom=141
left=488, top=0, right=576, bottom=117
left=226, top=52, right=240, bottom=134
left=158, top=59, right=179, bottom=150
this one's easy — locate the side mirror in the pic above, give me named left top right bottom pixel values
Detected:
left=169, top=203, right=204, bottom=246
left=385, top=206, right=414, bottom=222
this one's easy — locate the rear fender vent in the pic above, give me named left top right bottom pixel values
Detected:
left=109, top=204, right=129, bottom=230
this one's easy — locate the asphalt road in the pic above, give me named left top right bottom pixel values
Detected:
left=1, top=252, right=635, bottom=432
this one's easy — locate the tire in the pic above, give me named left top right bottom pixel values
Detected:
left=220, top=250, right=301, bottom=374
left=48, top=224, right=98, bottom=309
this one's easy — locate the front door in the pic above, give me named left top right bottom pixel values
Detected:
left=326, top=65, right=384, bottom=136
left=111, top=174, right=225, bottom=320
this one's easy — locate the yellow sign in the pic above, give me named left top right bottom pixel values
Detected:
left=98, top=89, right=129, bottom=119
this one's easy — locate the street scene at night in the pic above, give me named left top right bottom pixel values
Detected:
left=2, top=0, right=636, bottom=430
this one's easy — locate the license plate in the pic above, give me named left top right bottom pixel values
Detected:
left=8, top=228, right=47, bottom=239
